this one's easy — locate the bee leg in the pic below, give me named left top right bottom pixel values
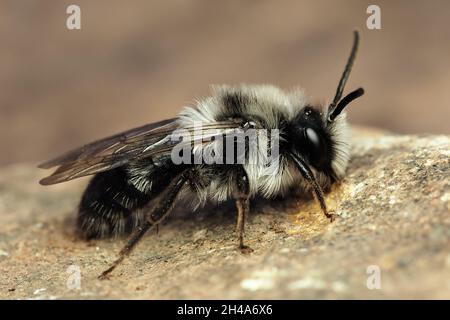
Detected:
left=233, top=166, right=253, bottom=254
left=291, top=154, right=335, bottom=222
left=98, top=170, right=189, bottom=279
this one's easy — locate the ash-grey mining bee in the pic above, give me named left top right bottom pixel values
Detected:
left=40, top=31, right=364, bottom=278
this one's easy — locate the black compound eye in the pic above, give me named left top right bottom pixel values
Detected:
left=305, top=128, right=320, bottom=149
left=303, top=127, right=327, bottom=168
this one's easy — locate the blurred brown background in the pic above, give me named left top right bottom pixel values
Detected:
left=1, top=0, right=449, bottom=166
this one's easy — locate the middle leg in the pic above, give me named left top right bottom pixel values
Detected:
left=232, top=166, right=253, bottom=253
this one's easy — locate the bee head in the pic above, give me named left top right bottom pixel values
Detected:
left=290, top=106, right=336, bottom=178
left=289, top=31, right=365, bottom=180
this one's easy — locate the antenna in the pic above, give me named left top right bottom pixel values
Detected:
left=327, top=31, right=364, bottom=122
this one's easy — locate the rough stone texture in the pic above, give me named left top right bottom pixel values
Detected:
left=0, top=127, right=449, bottom=299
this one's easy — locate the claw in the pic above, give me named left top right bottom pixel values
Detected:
left=326, top=211, right=336, bottom=223
left=98, top=272, right=111, bottom=281
left=239, top=245, right=254, bottom=254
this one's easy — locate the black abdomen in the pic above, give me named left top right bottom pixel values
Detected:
left=78, top=167, right=152, bottom=239
left=78, top=156, right=186, bottom=239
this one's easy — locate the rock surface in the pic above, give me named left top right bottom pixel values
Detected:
left=0, top=127, right=449, bottom=299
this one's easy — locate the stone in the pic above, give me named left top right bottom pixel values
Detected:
left=0, top=127, right=449, bottom=299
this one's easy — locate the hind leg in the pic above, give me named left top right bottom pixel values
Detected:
left=77, top=164, right=180, bottom=239
left=99, top=169, right=190, bottom=279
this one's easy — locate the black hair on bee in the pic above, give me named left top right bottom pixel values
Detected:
left=39, top=31, right=364, bottom=279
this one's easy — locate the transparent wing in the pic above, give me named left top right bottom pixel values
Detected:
left=39, top=118, right=239, bottom=185
left=39, top=118, right=177, bottom=170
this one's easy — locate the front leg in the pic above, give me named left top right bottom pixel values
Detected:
left=233, top=166, right=253, bottom=254
left=290, top=153, right=335, bottom=222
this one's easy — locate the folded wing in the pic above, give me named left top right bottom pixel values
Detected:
left=39, top=118, right=239, bottom=185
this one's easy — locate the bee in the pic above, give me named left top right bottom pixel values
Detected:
left=39, top=31, right=364, bottom=279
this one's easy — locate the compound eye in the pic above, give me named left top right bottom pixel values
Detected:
left=304, top=127, right=327, bottom=168
left=305, top=128, right=320, bottom=149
